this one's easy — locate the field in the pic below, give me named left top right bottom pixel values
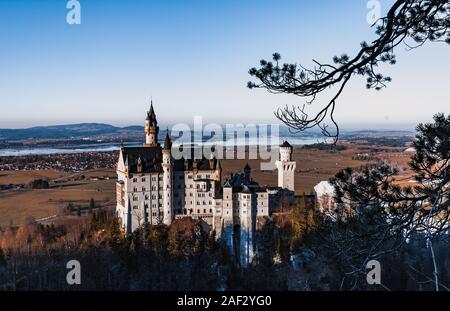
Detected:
left=0, top=170, right=69, bottom=185
left=0, top=145, right=414, bottom=228
left=0, top=170, right=116, bottom=227
left=221, top=145, right=413, bottom=194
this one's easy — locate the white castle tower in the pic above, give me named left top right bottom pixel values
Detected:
left=145, top=101, right=159, bottom=147
left=239, top=186, right=255, bottom=267
left=275, top=141, right=296, bottom=192
left=162, top=130, right=173, bottom=225
left=220, top=181, right=235, bottom=255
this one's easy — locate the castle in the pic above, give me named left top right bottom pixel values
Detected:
left=116, top=103, right=296, bottom=266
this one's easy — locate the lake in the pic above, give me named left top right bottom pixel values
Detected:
left=0, top=136, right=324, bottom=156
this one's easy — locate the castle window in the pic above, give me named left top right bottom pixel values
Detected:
left=142, top=187, right=146, bottom=192
left=133, top=187, right=138, bottom=192
left=209, top=201, right=212, bottom=205
left=188, top=174, right=193, bottom=179
left=133, top=178, right=137, bottom=182
left=133, top=197, right=138, bottom=201
left=203, top=201, right=206, bottom=205
left=142, top=178, right=146, bottom=182
left=209, top=209, right=212, bottom=213
left=133, top=205, right=138, bottom=209
left=197, top=209, right=200, bottom=213
left=145, top=195, right=149, bottom=200
left=206, top=174, right=210, bottom=179
left=203, top=209, right=206, bottom=213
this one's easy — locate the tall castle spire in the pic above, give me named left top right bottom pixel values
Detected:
left=163, top=128, right=172, bottom=150
left=145, top=100, right=159, bottom=147
left=146, top=100, right=157, bottom=126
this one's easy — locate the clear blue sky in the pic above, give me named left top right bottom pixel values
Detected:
left=0, top=0, right=448, bottom=129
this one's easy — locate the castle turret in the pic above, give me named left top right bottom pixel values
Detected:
left=145, top=101, right=159, bottom=147
left=162, top=130, right=173, bottom=225
left=275, top=141, right=296, bottom=192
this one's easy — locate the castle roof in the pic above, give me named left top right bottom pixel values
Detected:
left=163, top=130, right=172, bottom=150
left=146, top=102, right=157, bottom=125
left=280, top=140, right=292, bottom=148
left=182, top=157, right=220, bottom=171
left=241, top=185, right=251, bottom=193
left=222, top=170, right=268, bottom=194
left=122, top=146, right=163, bottom=173
left=120, top=145, right=222, bottom=174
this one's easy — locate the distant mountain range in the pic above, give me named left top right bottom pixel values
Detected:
left=0, top=122, right=415, bottom=141
left=0, top=123, right=144, bottom=140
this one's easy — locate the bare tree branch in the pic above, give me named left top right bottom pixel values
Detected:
left=248, top=0, right=450, bottom=142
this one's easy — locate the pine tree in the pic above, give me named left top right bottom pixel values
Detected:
left=290, top=194, right=318, bottom=251
left=168, top=226, right=182, bottom=257
left=107, top=218, right=124, bottom=251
